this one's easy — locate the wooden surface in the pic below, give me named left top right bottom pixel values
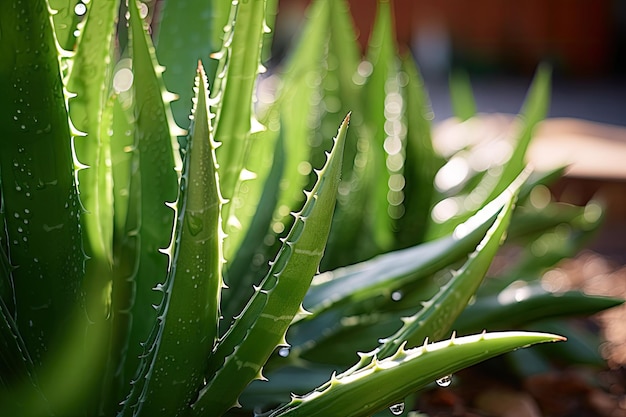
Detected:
left=531, top=118, right=626, bottom=180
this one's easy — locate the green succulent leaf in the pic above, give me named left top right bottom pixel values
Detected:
left=0, top=196, right=5, bottom=257
left=155, top=0, right=230, bottom=128
left=449, top=69, right=477, bottom=121
left=119, top=63, right=222, bottom=417
left=0, top=314, right=51, bottom=416
left=67, top=0, right=120, bottom=324
left=277, top=175, right=519, bottom=370
left=491, top=64, right=551, bottom=199
left=273, top=0, right=331, bottom=218
left=122, top=0, right=182, bottom=389
left=108, top=92, right=136, bottom=240
left=213, top=0, right=277, bottom=267
left=428, top=65, right=552, bottom=239
left=508, top=200, right=602, bottom=244
left=394, top=53, right=442, bottom=248
left=89, top=90, right=139, bottom=416
left=0, top=251, right=47, bottom=411
left=0, top=0, right=84, bottom=365
left=221, top=128, right=284, bottom=327
left=455, top=283, right=623, bottom=334
left=517, top=166, right=568, bottom=203
left=488, top=200, right=603, bottom=296
left=361, top=0, right=399, bottom=253
left=266, top=331, right=564, bottom=417
left=49, top=0, right=81, bottom=52
left=240, top=364, right=338, bottom=411
left=0, top=232, right=14, bottom=314
left=213, top=0, right=269, bottom=257
left=316, top=0, right=372, bottom=270
left=0, top=0, right=617, bottom=415
left=299, top=172, right=514, bottom=321
left=371, top=170, right=526, bottom=362
left=193, top=115, right=349, bottom=417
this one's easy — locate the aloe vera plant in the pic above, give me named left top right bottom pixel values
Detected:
left=0, top=0, right=621, bottom=416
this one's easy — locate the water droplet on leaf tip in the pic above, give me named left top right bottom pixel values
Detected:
left=389, top=402, right=404, bottom=415
left=436, top=375, right=452, bottom=387
left=278, top=347, right=290, bottom=357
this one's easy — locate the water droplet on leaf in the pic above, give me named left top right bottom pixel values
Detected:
left=74, top=3, right=86, bottom=16
left=138, top=2, right=149, bottom=19
left=186, top=213, right=204, bottom=236
left=389, top=402, right=404, bottom=415
left=436, top=375, right=452, bottom=387
left=278, top=347, right=290, bottom=358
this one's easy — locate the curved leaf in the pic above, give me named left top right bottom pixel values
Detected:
left=267, top=331, right=564, bottom=417
left=455, top=283, right=623, bottom=334
left=300, top=176, right=512, bottom=321
left=371, top=171, right=524, bottom=361
left=428, top=65, right=551, bottom=239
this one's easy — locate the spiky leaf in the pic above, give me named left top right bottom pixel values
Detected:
left=193, top=115, right=349, bottom=416
left=267, top=332, right=564, bottom=417
left=0, top=0, right=84, bottom=365
left=122, top=0, right=182, bottom=389
left=120, top=63, right=222, bottom=417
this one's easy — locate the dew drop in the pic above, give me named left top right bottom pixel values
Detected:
left=436, top=375, right=452, bottom=387
left=186, top=213, right=204, bottom=236
left=74, top=2, right=86, bottom=16
left=113, top=68, right=133, bottom=93
left=389, top=402, right=404, bottom=415
left=277, top=347, right=290, bottom=358
left=138, top=2, right=149, bottom=19
left=391, top=291, right=403, bottom=301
